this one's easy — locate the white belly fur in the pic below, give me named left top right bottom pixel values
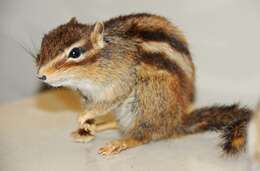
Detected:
left=113, top=90, right=137, bottom=132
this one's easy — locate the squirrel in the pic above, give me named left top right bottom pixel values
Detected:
left=36, top=13, right=252, bottom=155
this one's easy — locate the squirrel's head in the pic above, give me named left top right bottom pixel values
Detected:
left=36, top=17, right=114, bottom=88
left=36, top=18, right=135, bottom=91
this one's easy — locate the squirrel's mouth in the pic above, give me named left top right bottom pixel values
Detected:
left=37, top=70, right=72, bottom=88
left=41, top=76, right=68, bottom=87
left=49, top=80, right=71, bottom=88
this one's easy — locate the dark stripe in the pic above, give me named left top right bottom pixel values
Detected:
left=140, top=49, right=195, bottom=104
left=126, top=25, right=190, bottom=55
left=105, top=13, right=152, bottom=28
left=139, top=50, right=185, bottom=75
left=139, top=50, right=192, bottom=98
left=58, top=53, right=98, bottom=69
left=104, top=13, right=190, bottom=55
left=54, top=42, right=96, bottom=69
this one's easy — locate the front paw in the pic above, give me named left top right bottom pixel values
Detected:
left=78, top=114, right=95, bottom=125
left=71, top=128, right=95, bottom=143
left=81, top=119, right=96, bottom=133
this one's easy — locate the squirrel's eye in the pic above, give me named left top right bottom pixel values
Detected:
left=68, top=47, right=85, bottom=58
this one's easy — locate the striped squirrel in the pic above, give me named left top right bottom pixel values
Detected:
left=36, top=13, right=252, bottom=155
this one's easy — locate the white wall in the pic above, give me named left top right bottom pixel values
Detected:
left=0, top=0, right=259, bottom=106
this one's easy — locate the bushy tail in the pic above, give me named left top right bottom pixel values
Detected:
left=181, top=104, right=252, bottom=155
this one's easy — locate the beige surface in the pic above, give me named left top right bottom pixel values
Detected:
left=0, top=89, right=251, bottom=171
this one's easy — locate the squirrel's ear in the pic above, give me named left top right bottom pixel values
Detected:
left=68, top=17, right=78, bottom=24
left=91, top=22, right=105, bottom=48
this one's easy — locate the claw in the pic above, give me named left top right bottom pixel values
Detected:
left=98, top=140, right=128, bottom=155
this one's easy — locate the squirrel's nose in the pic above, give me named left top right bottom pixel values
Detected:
left=37, top=75, right=47, bottom=81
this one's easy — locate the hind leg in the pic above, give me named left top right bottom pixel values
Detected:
left=98, top=116, right=151, bottom=155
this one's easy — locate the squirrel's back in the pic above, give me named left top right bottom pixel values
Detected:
left=104, top=13, right=190, bottom=55
left=104, top=13, right=195, bottom=102
left=105, top=13, right=194, bottom=71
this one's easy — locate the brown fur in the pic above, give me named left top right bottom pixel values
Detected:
left=36, top=13, right=252, bottom=155
left=37, top=18, right=91, bottom=66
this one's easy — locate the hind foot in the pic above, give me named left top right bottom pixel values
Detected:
left=98, top=138, right=149, bottom=155
left=98, top=140, right=128, bottom=155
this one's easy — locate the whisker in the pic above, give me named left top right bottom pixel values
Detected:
left=17, top=41, right=37, bottom=59
left=29, top=36, right=39, bottom=57
left=11, top=36, right=38, bottom=61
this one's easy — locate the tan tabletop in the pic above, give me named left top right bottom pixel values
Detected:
left=0, top=88, right=249, bottom=171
